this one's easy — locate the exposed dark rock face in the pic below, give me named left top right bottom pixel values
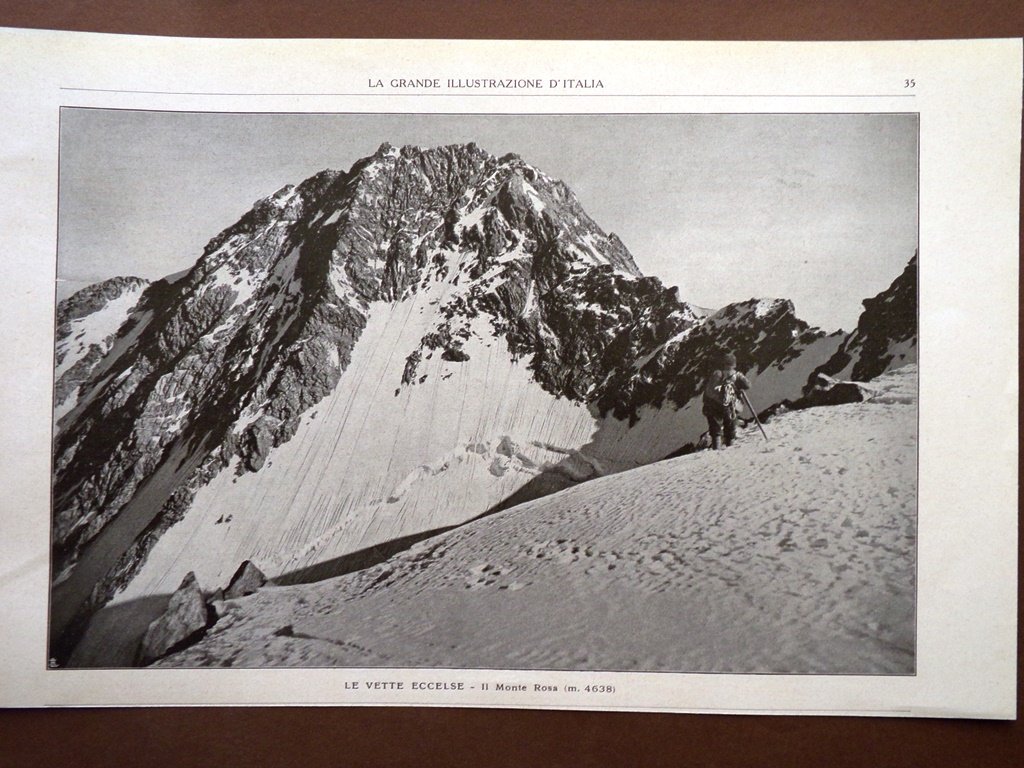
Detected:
left=53, top=276, right=150, bottom=423
left=223, top=560, right=267, bottom=599
left=52, top=142, right=857, bottom=662
left=595, top=297, right=841, bottom=425
left=759, top=374, right=875, bottom=422
left=803, top=380, right=873, bottom=407
left=801, top=373, right=874, bottom=407
left=810, top=253, right=917, bottom=385
left=137, top=571, right=210, bottom=665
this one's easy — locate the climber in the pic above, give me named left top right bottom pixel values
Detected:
left=702, top=349, right=751, bottom=450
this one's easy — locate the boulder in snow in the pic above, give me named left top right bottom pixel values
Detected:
left=138, top=572, right=210, bottom=665
left=802, top=379, right=874, bottom=408
left=759, top=374, right=874, bottom=421
left=224, top=560, right=267, bottom=599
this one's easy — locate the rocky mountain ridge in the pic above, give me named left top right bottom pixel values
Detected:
left=54, top=276, right=150, bottom=422
left=810, top=252, right=917, bottom=384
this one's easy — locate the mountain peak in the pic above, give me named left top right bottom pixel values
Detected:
left=370, top=140, right=491, bottom=163
left=56, top=275, right=150, bottom=326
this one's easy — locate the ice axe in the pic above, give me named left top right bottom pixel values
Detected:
left=740, top=391, right=769, bottom=442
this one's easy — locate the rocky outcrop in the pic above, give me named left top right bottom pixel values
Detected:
left=596, top=297, right=843, bottom=425
left=800, top=373, right=874, bottom=407
left=758, top=374, right=876, bottom=424
left=137, top=572, right=210, bottom=665
left=223, top=560, right=267, bottom=599
left=811, top=253, right=917, bottom=384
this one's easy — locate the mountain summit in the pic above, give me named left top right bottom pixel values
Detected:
left=51, top=143, right=906, bottom=664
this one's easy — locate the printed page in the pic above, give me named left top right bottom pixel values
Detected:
left=0, top=30, right=1019, bottom=717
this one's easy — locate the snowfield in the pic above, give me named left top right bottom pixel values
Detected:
left=111, top=293, right=599, bottom=604
left=158, top=364, right=917, bottom=674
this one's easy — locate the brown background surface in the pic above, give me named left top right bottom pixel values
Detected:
left=0, top=2, right=1020, bottom=766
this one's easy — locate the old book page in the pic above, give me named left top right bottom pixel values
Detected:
left=0, top=30, right=1019, bottom=717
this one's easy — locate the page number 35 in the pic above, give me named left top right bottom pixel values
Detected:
left=904, top=78, right=916, bottom=88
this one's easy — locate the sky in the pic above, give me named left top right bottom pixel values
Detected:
left=58, top=110, right=917, bottom=331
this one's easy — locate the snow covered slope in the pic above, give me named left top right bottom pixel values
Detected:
left=157, top=365, right=918, bottom=674
left=113, top=299, right=843, bottom=604
left=114, top=298, right=598, bottom=602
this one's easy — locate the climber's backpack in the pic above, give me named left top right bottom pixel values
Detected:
left=705, top=370, right=738, bottom=410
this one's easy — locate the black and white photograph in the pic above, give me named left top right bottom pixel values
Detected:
left=50, top=110, right=919, bottom=673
